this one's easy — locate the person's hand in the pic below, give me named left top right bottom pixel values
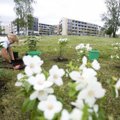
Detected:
left=13, top=64, right=21, bottom=70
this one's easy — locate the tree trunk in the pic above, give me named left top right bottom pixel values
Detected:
left=113, top=31, right=116, bottom=38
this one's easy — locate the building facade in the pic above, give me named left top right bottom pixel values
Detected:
left=39, top=23, right=58, bottom=35
left=9, top=17, right=101, bottom=36
left=28, top=17, right=39, bottom=35
left=59, top=18, right=101, bottom=36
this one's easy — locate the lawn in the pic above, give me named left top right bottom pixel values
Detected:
left=0, top=35, right=120, bottom=120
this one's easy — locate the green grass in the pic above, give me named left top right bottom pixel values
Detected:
left=0, top=35, right=120, bottom=120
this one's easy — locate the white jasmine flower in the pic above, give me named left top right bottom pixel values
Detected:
left=71, top=99, right=84, bottom=110
left=30, top=88, right=54, bottom=101
left=70, top=68, right=97, bottom=91
left=23, top=55, right=43, bottom=76
left=23, top=55, right=43, bottom=66
left=70, top=108, right=83, bottom=120
left=27, top=73, right=53, bottom=91
left=78, top=81, right=106, bottom=107
left=75, top=43, right=85, bottom=50
left=60, top=109, right=70, bottom=120
left=15, top=73, right=25, bottom=86
left=115, top=78, right=120, bottom=97
left=15, top=81, right=23, bottom=87
left=38, top=95, right=62, bottom=120
left=48, top=65, right=65, bottom=86
left=69, top=71, right=82, bottom=82
left=86, top=44, right=92, bottom=51
left=82, top=56, right=87, bottom=65
left=79, top=56, right=87, bottom=70
left=17, top=73, right=24, bottom=80
left=69, top=70, right=88, bottom=90
left=60, top=108, right=83, bottom=120
left=93, top=104, right=99, bottom=113
left=82, top=67, right=97, bottom=80
left=92, top=60, right=100, bottom=70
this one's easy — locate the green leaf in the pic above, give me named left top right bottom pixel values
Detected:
left=23, top=81, right=32, bottom=93
left=82, top=104, right=89, bottom=120
left=91, top=112, right=98, bottom=120
left=112, top=86, right=116, bottom=97
left=22, top=98, right=37, bottom=113
left=97, top=108, right=105, bottom=120
left=68, top=82, right=77, bottom=97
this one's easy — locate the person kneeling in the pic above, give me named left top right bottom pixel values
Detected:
left=0, top=33, right=20, bottom=69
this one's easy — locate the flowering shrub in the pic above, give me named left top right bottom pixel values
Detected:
left=75, top=43, right=92, bottom=61
left=58, top=38, right=68, bottom=58
left=15, top=55, right=106, bottom=120
left=110, top=43, right=120, bottom=60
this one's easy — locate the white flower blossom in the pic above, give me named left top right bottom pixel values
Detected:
left=27, top=73, right=53, bottom=91
left=78, top=81, right=106, bottom=107
left=115, top=78, right=120, bottom=97
left=92, top=60, right=100, bottom=70
left=38, top=95, right=62, bottom=120
left=60, top=108, right=83, bottom=120
left=15, top=73, right=25, bottom=86
left=82, top=56, right=87, bottom=65
left=70, top=108, right=83, bottom=120
left=70, top=68, right=98, bottom=91
left=86, top=44, right=92, bottom=51
left=71, top=99, right=84, bottom=110
left=23, top=55, right=43, bottom=76
left=30, top=88, right=54, bottom=101
left=60, top=109, right=70, bottom=120
left=75, top=43, right=85, bottom=50
left=48, top=65, right=65, bottom=86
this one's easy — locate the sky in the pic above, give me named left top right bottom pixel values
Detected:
left=0, top=0, right=106, bottom=26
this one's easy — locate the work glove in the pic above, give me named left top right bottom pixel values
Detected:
left=10, top=60, right=15, bottom=65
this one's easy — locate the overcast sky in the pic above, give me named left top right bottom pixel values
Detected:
left=0, top=0, right=106, bottom=26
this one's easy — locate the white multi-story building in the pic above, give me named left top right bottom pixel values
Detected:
left=0, top=24, right=11, bottom=34
left=59, top=18, right=101, bottom=36
left=39, top=23, right=58, bottom=35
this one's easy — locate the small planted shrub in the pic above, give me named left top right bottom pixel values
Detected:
left=57, top=38, right=68, bottom=61
left=25, top=36, right=39, bottom=51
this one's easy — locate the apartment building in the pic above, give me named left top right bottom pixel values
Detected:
left=39, top=23, right=58, bottom=35
left=59, top=18, right=101, bottom=36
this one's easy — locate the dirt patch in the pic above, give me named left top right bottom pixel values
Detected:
left=53, top=57, right=68, bottom=62
left=0, top=59, right=25, bottom=70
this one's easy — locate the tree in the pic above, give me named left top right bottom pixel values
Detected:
left=102, top=0, right=120, bottom=38
left=105, top=25, right=114, bottom=37
left=13, top=0, right=35, bottom=35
